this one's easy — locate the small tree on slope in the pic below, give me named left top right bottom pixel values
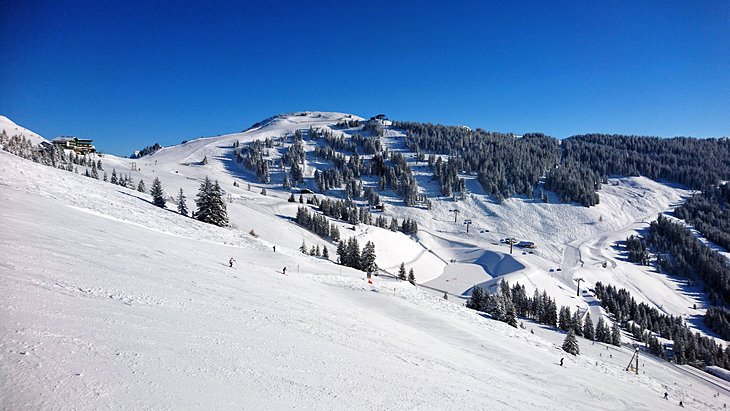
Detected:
left=177, top=188, right=188, bottom=216
left=150, top=177, right=166, bottom=208
left=562, top=329, right=580, bottom=355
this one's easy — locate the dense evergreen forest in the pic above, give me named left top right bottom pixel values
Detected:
left=395, top=123, right=730, bottom=207
left=646, top=215, right=730, bottom=305
left=674, top=183, right=730, bottom=251
left=594, top=282, right=730, bottom=370
left=561, top=134, right=730, bottom=191
left=396, top=122, right=561, bottom=202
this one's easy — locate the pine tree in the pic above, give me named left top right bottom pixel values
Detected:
left=408, top=268, right=416, bottom=285
left=177, top=188, right=188, bottom=216
left=595, top=317, right=608, bottom=342
left=466, top=286, right=484, bottom=311
left=398, top=262, right=407, bottom=281
left=571, top=310, right=584, bottom=337
left=559, top=306, right=572, bottom=331
left=261, top=187, right=267, bottom=196
left=110, top=169, right=118, bottom=184
left=194, top=177, right=228, bottom=226
left=322, top=245, right=329, bottom=259
left=583, top=312, right=595, bottom=340
left=361, top=241, right=377, bottom=273
left=150, top=177, right=166, bottom=208
left=611, top=321, right=622, bottom=346
left=562, top=329, right=580, bottom=355
left=137, top=180, right=146, bottom=193
left=300, top=240, right=308, bottom=254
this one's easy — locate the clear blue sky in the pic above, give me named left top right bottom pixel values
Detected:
left=1, top=0, right=729, bottom=155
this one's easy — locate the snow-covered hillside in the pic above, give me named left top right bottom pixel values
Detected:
left=2, top=111, right=728, bottom=409
left=0, top=115, right=47, bottom=146
left=4, top=145, right=730, bottom=409
left=28, top=112, right=704, bottom=327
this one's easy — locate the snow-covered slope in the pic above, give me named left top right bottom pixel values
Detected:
left=78, top=112, right=702, bottom=328
left=0, top=115, right=47, bottom=146
left=4, top=147, right=730, bottom=409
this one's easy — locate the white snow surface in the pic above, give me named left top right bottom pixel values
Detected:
left=2, top=111, right=728, bottom=409
left=0, top=115, right=48, bottom=146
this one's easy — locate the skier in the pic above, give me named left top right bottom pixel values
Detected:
left=663, top=392, right=668, bottom=400
left=560, top=358, right=564, bottom=367
left=282, top=267, right=287, bottom=275
left=229, top=257, right=236, bottom=268
left=273, top=245, right=276, bottom=252
left=679, top=400, right=684, bottom=407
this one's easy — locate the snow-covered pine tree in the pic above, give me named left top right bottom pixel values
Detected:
left=110, top=169, right=118, bottom=184
left=300, top=240, right=308, bottom=254
left=559, top=306, right=572, bottom=331
left=137, top=180, right=146, bottom=193
left=389, top=218, right=399, bottom=232
left=194, top=176, right=228, bottom=226
left=583, top=312, right=595, bottom=340
left=595, top=317, right=607, bottom=342
left=361, top=241, right=377, bottom=273
left=150, top=177, right=166, bottom=208
left=562, top=329, right=580, bottom=355
left=346, top=237, right=361, bottom=269
left=177, top=188, right=188, bottom=216
left=611, top=321, right=622, bottom=346
left=322, top=245, right=329, bottom=259
left=571, top=310, right=584, bottom=337
left=504, top=299, right=518, bottom=328
left=336, top=241, right=345, bottom=264
left=486, top=293, right=506, bottom=321
left=466, top=286, right=484, bottom=311
left=408, top=268, right=416, bottom=285
left=398, top=262, right=407, bottom=281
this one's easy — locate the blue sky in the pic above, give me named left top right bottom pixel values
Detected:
left=1, top=0, right=728, bottom=155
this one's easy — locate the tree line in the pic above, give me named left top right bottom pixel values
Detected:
left=594, top=282, right=730, bottom=370
left=674, top=183, right=730, bottom=252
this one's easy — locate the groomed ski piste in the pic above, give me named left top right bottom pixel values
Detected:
left=2, top=112, right=729, bottom=409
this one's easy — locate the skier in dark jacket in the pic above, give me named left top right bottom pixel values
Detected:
left=229, top=257, right=236, bottom=268
left=560, top=358, right=564, bottom=367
